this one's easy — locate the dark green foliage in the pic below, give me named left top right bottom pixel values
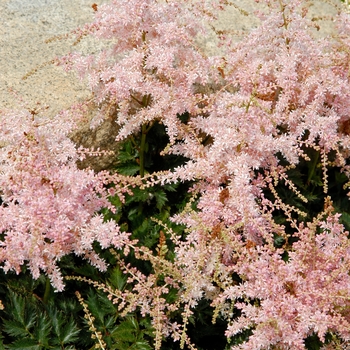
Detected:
left=109, top=317, right=153, bottom=350
left=103, top=121, right=192, bottom=260
left=108, top=266, right=127, bottom=291
left=115, top=121, right=189, bottom=177
left=186, top=300, right=229, bottom=350
left=304, top=334, right=323, bottom=350
left=68, top=269, right=154, bottom=349
left=0, top=286, right=80, bottom=349
left=48, top=308, right=80, bottom=348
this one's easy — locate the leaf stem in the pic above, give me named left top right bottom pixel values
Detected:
left=43, top=277, right=51, bottom=304
left=307, top=150, right=320, bottom=186
left=139, top=123, right=148, bottom=178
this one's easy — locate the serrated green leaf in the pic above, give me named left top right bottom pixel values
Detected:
left=116, top=142, right=137, bottom=163
left=3, top=291, right=36, bottom=338
left=59, top=319, right=80, bottom=345
left=6, top=338, right=40, bottom=350
left=117, top=164, right=140, bottom=176
left=104, top=315, right=118, bottom=330
left=125, top=188, right=150, bottom=204
left=102, top=207, right=122, bottom=223
left=111, top=318, right=138, bottom=342
left=2, top=320, right=29, bottom=338
left=108, top=195, right=122, bottom=208
left=340, top=211, right=350, bottom=231
left=129, top=341, right=152, bottom=350
left=108, top=267, right=127, bottom=291
left=335, top=170, right=348, bottom=184
left=86, top=292, right=106, bottom=325
left=273, top=235, right=285, bottom=248
left=117, top=152, right=137, bottom=163
left=127, top=207, right=140, bottom=221
left=34, top=313, right=51, bottom=347
left=163, top=183, right=178, bottom=192
left=154, top=190, right=167, bottom=210
left=0, top=332, right=5, bottom=350
left=49, top=308, right=80, bottom=345
left=96, top=291, right=118, bottom=315
left=8, top=291, right=26, bottom=325
left=309, top=175, right=323, bottom=187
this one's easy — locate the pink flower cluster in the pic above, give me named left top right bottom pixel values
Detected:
left=0, top=108, right=129, bottom=290
left=58, top=0, right=220, bottom=143
left=2, top=0, right=350, bottom=348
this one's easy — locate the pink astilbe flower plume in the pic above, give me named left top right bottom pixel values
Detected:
left=167, top=0, right=350, bottom=348
left=0, top=109, right=129, bottom=290
left=58, top=0, right=225, bottom=145
left=219, top=208, right=350, bottom=350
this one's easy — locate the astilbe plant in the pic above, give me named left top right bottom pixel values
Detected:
left=2, top=0, right=350, bottom=349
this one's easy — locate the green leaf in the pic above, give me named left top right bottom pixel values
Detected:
left=103, top=315, right=118, bottom=330
left=304, top=333, right=323, bottom=350
left=125, top=188, right=150, bottom=204
left=33, top=313, right=51, bottom=347
left=154, top=190, right=168, bottom=210
left=108, top=267, right=127, bottom=291
left=163, top=183, right=178, bottom=192
left=8, top=290, right=26, bottom=325
left=86, top=291, right=107, bottom=325
left=49, top=308, right=80, bottom=345
left=309, top=175, right=323, bottom=187
left=117, top=164, right=141, bottom=176
left=129, top=341, right=152, bottom=350
left=2, top=320, right=29, bottom=338
left=273, top=234, right=285, bottom=248
left=0, top=332, right=5, bottom=350
left=111, top=317, right=139, bottom=343
left=6, top=338, right=40, bottom=350
left=3, top=291, right=36, bottom=338
left=59, top=319, right=80, bottom=344
left=335, top=170, right=348, bottom=184
left=108, top=195, right=122, bottom=208
left=340, top=211, right=350, bottom=231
